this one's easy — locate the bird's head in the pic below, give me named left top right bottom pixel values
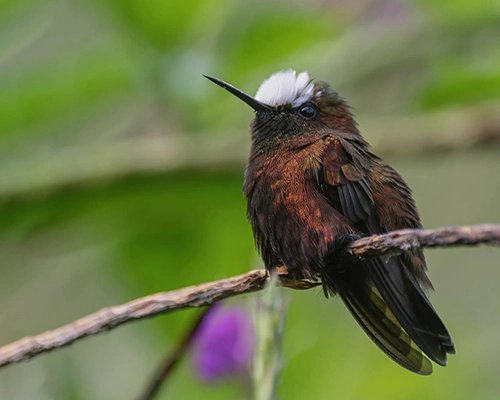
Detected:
left=205, top=70, right=359, bottom=148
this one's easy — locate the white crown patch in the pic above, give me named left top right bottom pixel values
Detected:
left=255, top=70, right=314, bottom=108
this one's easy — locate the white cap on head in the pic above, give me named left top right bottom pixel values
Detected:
left=255, top=70, right=314, bottom=108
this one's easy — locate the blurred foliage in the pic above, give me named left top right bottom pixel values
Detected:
left=0, top=0, right=500, bottom=399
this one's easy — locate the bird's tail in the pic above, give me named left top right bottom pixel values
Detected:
left=322, top=255, right=455, bottom=375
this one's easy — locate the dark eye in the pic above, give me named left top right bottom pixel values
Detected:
left=298, top=103, right=317, bottom=120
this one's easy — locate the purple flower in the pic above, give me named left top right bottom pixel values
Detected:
left=191, top=303, right=254, bottom=382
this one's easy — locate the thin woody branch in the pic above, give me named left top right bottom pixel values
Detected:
left=349, top=224, right=500, bottom=258
left=0, top=223, right=499, bottom=369
left=0, top=269, right=268, bottom=369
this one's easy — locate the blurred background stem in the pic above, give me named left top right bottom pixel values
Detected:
left=252, top=275, right=289, bottom=400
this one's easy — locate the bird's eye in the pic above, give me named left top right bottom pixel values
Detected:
left=298, top=103, right=318, bottom=120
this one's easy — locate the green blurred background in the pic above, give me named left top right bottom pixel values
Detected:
left=1, top=0, right=500, bottom=399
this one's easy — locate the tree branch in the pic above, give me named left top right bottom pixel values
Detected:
left=349, top=224, right=500, bottom=258
left=0, top=270, right=268, bottom=369
left=0, top=224, right=499, bottom=369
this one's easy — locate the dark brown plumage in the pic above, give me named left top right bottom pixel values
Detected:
left=205, top=71, right=455, bottom=375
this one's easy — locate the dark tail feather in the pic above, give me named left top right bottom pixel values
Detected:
left=365, top=256, right=455, bottom=364
left=322, top=256, right=455, bottom=374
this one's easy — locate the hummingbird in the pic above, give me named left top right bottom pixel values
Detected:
left=204, top=70, right=455, bottom=375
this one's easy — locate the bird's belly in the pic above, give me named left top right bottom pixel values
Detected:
left=249, top=181, right=352, bottom=279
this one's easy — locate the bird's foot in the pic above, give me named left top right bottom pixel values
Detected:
left=274, top=264, right=289, bottom=275
left=269, top=265, right=320, bottom=290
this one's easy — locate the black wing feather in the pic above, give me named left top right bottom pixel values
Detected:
left=351, top=179, right=373, bottom=215
left=338, top=185, right=357, bottom=222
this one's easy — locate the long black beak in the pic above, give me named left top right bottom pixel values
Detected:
left=204, top=75, right=272, bottom=112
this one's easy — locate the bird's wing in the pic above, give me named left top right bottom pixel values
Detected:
left=317, top=136, right=454, bottom=374
left=318, top=137, right=374, bottom=225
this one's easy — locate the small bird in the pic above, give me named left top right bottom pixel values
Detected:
left=205, top=70, right=455, bottom=375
